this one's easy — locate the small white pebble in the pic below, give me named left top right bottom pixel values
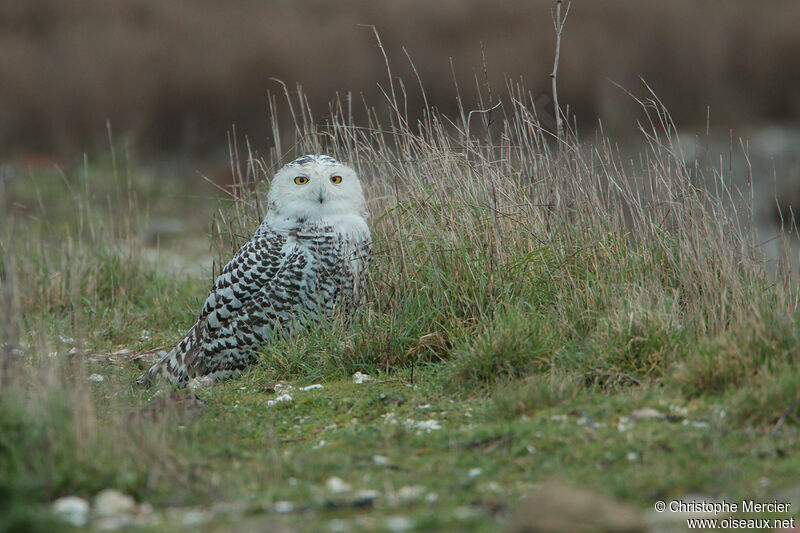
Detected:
left=313, top=440, right=327, bottom=449
left=59, top=336, right=75, bottom=344
left=404, top=419, right=441, bottom=432
left=188, top=376, right=215, bottom=389
left=326, top=476, right=352, bottom=494
left=87, top=373, right=104, bottom=383
left=425, top=492, right=439, bottom=502
left=329, top=519, right=351, bottom=532
left=453, top=506, right=477, bottom=520
left=356, top=489, right=380, bottom=501
left=397, top=485, right=426, bottom=500
left=273, top=501, right=294, bottom=513
left=138, top=502, right=154, bottom=516
left=385, top=515, right=414, bottom=532
left=267, top=393, right=293, bottom=406
left=52, top=497, right=89, bottom=527
left=181, top=509, right=210, bottom=526
left=550, top=414, right=568, bottom=422
left=630, top=407, right=664, bottom=420
left=68, top=347, right=78, bottom=355
left=527, top=446, right=537, bottom=455
left=670, top=405, right=689, bottom=416
left=300, top=384, right=323, bottom=391
left=94, top=489, right=135, bottom=518
left=373, top=455, right=389, bottom=465
left=468, top=468, right=483, bottom=478
left=627, top=452, right=639, bottom=462
left=485, top=481, right=501, bottom=492
left=352, top=371, right=374, bottom=384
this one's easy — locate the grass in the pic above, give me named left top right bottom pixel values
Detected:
left=2, top=79, right=800, bottom=532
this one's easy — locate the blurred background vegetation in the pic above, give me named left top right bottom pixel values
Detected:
left=1, top=0, right=799, bottom=158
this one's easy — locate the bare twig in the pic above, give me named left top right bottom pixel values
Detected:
left=551, top=0, right=572, bottom=152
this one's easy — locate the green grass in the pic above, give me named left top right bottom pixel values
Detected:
left=2, top=85, right=800, bottom=531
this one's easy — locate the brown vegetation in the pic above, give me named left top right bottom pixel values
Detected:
left=1, top=0, right=799, bottom=157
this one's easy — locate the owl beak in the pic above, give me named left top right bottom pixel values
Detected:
left=317, top=184, right=326, bottom=204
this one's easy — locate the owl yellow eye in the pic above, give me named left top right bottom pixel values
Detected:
left=330, top=175, right=342, bottom=184
left=294, top=176, right=309, bottom=185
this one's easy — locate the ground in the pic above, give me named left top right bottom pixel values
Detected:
left=2, top=99, right=800, bottom=532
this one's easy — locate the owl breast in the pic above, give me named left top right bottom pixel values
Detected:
left=266, top=221, right=370, bottom=330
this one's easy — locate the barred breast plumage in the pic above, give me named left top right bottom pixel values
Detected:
left=140, top=155, right=371, bottom=386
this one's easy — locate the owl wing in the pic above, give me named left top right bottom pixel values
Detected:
left=139, top=230, right=296, bottom=385
left=198, top=232, right=291, bottom=330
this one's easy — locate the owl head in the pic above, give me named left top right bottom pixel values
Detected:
left=266, top=155, right=368, bottom=222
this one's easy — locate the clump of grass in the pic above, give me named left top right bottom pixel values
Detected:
left=208, top=75, right=797, bottom=427
left=442, top=304, right=556, bottom=390
left=575, top=282, right=688, bottom=386
left=488, top=372, right=584, bottom=421
left=670, top=301, right=800, bottom=397
left=728, top=367, right=800, bottom=425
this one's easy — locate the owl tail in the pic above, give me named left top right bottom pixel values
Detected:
left=137, top=347, right=184, bottom=387
left=137, top=327, right=199, bottom=387
left=136, top=324, right=216, bottom=387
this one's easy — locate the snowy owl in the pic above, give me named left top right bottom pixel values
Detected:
left=140, top=155, right=371, bottom=386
